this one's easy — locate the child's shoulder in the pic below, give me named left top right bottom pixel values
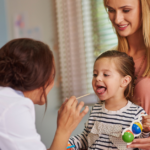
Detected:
left=129, top=101, right=140, bottom=108
left=128, top=101, right=146, bottom=113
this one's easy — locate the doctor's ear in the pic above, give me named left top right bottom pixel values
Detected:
left=121, top=75, right=132, bottom=88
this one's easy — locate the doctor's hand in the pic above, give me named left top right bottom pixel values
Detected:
left=49, top=96, right=89, bottom=150
left=57, top=96, right=89, bottom=135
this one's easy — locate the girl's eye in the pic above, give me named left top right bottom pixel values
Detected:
left=123, top=9, right=130, bottom=13
left=93, top=74, right=97, bottom=77
left=104, top=74, right=109, bottom=77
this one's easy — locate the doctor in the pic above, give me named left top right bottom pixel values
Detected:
left=0, top=38, right=89, bottom=150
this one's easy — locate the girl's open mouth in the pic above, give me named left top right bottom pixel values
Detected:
left=96, top=86, right=107, bottom=94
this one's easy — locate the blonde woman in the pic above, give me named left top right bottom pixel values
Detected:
left=103, top=0, right=150, bottom=149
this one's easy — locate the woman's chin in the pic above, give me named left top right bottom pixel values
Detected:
left=117, top=31, right=130, bottom=37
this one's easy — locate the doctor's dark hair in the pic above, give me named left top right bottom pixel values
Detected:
left=0, top=38, right=55, bottom=107
left=95, top=50, right=135, bottom=101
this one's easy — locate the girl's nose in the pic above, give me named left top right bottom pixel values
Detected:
left=114, top=11, right=124, bottom=25
left=96, top=75, right=102, bottom=82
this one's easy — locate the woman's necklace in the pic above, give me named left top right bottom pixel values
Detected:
left=132, top=54, right=146, bottom=96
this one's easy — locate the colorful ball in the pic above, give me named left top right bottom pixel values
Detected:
left=134, top=122, right=143, bottom=131
left=126, top=130, right=134, bottom=135
left=122, top=130, right=134, bottom=143
left=132, top=122, right=142, bottom=134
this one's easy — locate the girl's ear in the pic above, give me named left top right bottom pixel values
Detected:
left=121, top=75, right=132, bottom=88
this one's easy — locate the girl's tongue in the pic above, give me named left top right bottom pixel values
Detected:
left=96, top=87, right=106, bottom=94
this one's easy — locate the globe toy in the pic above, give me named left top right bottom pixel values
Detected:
left=122, top=130, right=134, bottom=143
left=122, top=113, right=146, bottom=145
left=132, top=122, right=143, bottom=134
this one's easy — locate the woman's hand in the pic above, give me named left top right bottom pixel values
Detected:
left=127, top=138, right=150, bottom=149
left=142, top=115, right=150, bottom=132
left=49, top=96, right=89, bottom=150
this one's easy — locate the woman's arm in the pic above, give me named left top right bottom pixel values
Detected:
left=49, top=96, right=89, bottom=150
left=127, top=138, right=150, bottom=149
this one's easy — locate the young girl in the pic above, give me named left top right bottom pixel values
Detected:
left=68, top=50, right=150, bottom=150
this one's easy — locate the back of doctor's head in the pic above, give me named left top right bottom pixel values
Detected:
left=0, top=38, right=55, bottom=94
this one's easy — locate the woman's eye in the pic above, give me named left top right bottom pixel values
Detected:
left=123, top=9, right=130, bottom=13
left=104, top=74, right=109, bottom=77
left=93, top=74, right=97, bottom=77
left=108, top=9, right=115, bottom=13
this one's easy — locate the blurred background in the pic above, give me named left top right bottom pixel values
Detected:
left=0, top=0, right=118, bottom=148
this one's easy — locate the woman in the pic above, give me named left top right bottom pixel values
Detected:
left=103, top=0, right=150, bottom=149
left=0, top=38, right=89, bottom=150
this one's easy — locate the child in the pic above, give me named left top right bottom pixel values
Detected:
left=68, top=50, right=150, bottom=150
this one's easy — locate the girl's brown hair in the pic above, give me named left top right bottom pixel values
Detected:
left=0, top=38, right=55, bottom=108
left=103, top=0, right=150, bottom=77
left=95, top=50, right=135, bottom=101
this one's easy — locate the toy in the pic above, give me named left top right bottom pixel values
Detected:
left=67, top=143, right=75, bottom=149
left=122, top=113, right=146, bottom=145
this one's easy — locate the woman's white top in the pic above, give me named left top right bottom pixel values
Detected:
left=0, top=87, right=46, bottom=150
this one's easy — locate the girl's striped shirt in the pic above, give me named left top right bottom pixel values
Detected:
left=69, top=101, right=149, bottom=150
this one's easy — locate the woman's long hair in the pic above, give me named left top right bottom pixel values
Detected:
left=103, top=0, right=150, bottom=77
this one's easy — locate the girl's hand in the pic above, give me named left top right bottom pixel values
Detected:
left=127, top=138, right=150, bottom=149
left=57, top=96, right=89, bottom=135
left=142, top=115, right=150, bottom=132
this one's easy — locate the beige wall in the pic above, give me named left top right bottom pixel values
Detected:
left=5, top=0, right=61, bottom=148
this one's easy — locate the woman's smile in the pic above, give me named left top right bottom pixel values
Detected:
left=117, top=24, right=129, bottom=31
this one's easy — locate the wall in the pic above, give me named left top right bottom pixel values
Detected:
left=5, top=0, right=91, bottom=148
left=0, top=0, right=8, bottom=47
